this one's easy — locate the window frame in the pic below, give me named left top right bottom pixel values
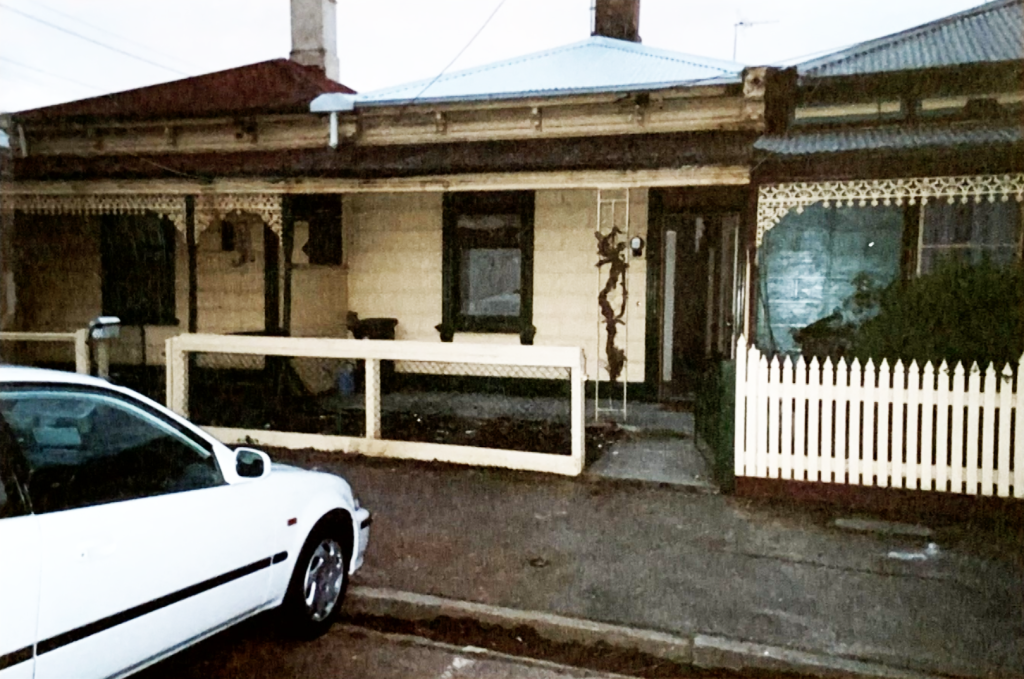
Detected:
left=441, top=191, right=535, bottom=341
left=915, top=200, right=1024, bottom=275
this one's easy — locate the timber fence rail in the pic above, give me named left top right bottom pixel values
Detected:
left=734, top=336, right=1023, bottom=498
left=0, top=329, right=90, bottom=375
left=166, top=334, right=586, bottom=476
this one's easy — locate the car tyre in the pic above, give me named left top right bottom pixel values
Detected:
left=281, top=515, right=352, bottom=639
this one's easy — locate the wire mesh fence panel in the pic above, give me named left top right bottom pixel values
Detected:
left=386, top=361, right=573, bottom=454
left=167, top=334, right=586, bottom=475
left=189, top=351, right=366, bottom=437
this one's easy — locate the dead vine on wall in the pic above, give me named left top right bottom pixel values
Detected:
left=596, top=226, right=628, bottom=384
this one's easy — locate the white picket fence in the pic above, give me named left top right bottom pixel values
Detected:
left=734, top=337, right=1023, bottom=498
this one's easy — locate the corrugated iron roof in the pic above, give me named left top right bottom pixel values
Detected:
left=14, top=59, right=353, bottom=122
left=754, top=123, right=1023, bottom=155
left=338, top=36, right=741, bottom=108
left=798, top=0, right=1023, bottom=79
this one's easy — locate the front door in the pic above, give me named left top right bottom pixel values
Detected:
left=660, top=211, right=742, bottom=398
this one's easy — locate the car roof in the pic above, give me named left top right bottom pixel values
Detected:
left=0, top=365, right=120, bottom=389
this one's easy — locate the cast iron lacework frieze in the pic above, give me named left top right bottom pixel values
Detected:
left=756, top=173, right=1024, bottom=247
left=5, top=193, right=285, bottom=238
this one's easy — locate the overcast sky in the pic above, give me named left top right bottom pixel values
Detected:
left=0, top=0, right=991, bottom=113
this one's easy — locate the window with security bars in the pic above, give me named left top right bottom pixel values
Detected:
left=918, top=201, right=1022, bottom=274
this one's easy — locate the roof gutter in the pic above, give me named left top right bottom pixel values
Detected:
left=311, top=93, right=355, bottom=149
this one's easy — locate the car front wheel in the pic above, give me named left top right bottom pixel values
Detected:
left=281, top=516, right=351, bottom=638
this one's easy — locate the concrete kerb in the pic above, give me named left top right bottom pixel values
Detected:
left=345, top=586, right=940, bottom=679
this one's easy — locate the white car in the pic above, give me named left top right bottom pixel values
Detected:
left=0, top=366, right=370, bottom=679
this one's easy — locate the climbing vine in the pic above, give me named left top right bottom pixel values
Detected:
left=595, top=226, right=629, bottom=384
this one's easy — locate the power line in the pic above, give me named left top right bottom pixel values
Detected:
left=0, top=3, right=191, bottom=77
left=16, top=0, right=203, bottom=72
left=407, top=0, right=509, bottom=106
left=0, top=54, right=104, bottom=92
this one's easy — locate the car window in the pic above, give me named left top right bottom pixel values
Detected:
left=0, top=414, right=30, bottom=519
left=0, top=388, right=224, bottom=514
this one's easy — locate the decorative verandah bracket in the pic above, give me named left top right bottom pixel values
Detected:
left=193, top=193, right=284, bottom=237
left=3, top=192, right=285, bottom=238
left=756, top=173, right=1024, bottom=247
left=4, top=194, right=188, bottom=233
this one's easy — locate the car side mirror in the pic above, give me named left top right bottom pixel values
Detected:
left=234, top=447, right=270, bottom=479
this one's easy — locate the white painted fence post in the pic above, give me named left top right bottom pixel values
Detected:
left=936, top=360, right=951, bottom=493
left=980, top=362, right=997, bottom=496
left=965, top=362, right=981, bottom=495
left=571, top=348, right=585, bottom=474
left=734, top=336, right=748, bottom=476
left=876, top=359, right=891, bottom=488
left=862, top=359, right=877, bottom=487
left=891, top=360, right=907, bottom=489
left=166, top=335, right=188, bottom=418
left=780, top=355, right=794, bottom=480
left=905, top=360, right=921, bottom=491
left=365, top=358, right=381, bottom=440
left=807, top=357, right=821, bottom=483
left=820, top=357, right=835, bottom=483
left=756, top=351, right=769, bottom=477
left=73, top=329, right=90, bottom=375
left=951, top=362, right=967, bottom=494
left=793, top=355, right=807, bottom=483
left=919, top=361, right=936, bottom=492
left=833, top=357, right=848, bottom=485
left=849, top=358, right=863, bottom=486
left=997, top=363, right=1013, bottom=498
left=766, top=355, right=781, bottom=478
left=1015, top=354, right=1024, bottom=499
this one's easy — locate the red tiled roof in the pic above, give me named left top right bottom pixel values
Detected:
left=14, top=59, right=352, bottom=122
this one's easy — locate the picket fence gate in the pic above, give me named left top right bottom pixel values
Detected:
left=733, top=337, right=1023, bottom=498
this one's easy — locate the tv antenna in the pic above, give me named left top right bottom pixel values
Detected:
left=733, top=17, right=777, bottom=61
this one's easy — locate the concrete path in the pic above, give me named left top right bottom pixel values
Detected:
left=277, top=450, right=1024, bottom=678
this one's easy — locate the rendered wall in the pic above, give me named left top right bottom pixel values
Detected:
left=344, top=189, right=649, bottom=382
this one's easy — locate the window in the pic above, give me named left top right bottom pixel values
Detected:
left=289, top=195, right=342, bottom=266
left=101, top=212, right=177, bottom=325
left=918, top=201, right=1022, bottom=274
left=0, top=389, right=223, bottom=514
left=441, top=192, right=534, bottom=340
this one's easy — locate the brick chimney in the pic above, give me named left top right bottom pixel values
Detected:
left=290, top=0, right=339, bottom=81
left=592, top=0, right=641, bottom=42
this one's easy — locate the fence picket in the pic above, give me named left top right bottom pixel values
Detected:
left=891, top=360, right=907, bottom=489
left=807, top=357, right=821, bottom=483
left=756, top=353, right=770, bottom=477
left=793, top=356, right=808, bottom=482
left=981, top=362, right=998, bottom=496
left=876, top=360, right=892, bottom=487
left=1015, top=355, right=1024, bottom=499
left=780, top=356, right=794, bottom=480
left=905, top=360, right=922, bottom=491
left=920, top=361, right=937, bottom=492
left=965, top=363, right=982, bottom=495
left=862, top=359, right=877, bottom=487
left=936, top=361, right=951, bottom=492
left=732, top=342, right=1023, bottom=501
left=848, top=359, right=863, bottom=486
left=735, top=337, right=750, bottom=476
left=820, top=358, right=836, bottom=483
left=951, top=362, right=967, bottom=494
left=997, top=363, right=1013, bottom=498
left=767, top=356, right=783, bottom=479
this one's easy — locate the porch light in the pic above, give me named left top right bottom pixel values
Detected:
left=630, top=236, right=645, bottom=257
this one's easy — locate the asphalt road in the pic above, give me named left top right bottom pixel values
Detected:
left=134, top=617, right=634, bottom=679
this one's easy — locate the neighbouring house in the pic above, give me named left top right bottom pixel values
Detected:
left=752, top=0, right=1023, bottom=355
left=732, top=0, right=1024, bottom=502
left=1, top=0, right=789, bottom=404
